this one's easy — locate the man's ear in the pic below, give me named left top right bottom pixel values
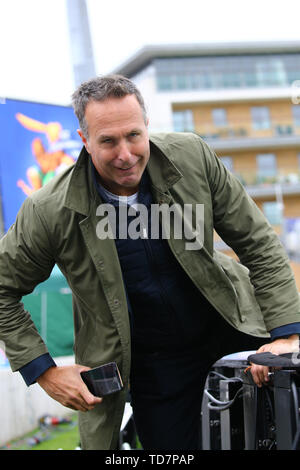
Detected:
left=77, top=129, right=89, bottom=152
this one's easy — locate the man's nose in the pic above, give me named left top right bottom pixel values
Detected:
left=117, top=140, right=132, bottom=161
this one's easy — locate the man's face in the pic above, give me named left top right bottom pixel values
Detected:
left=78, top=94, right=150, bottom=196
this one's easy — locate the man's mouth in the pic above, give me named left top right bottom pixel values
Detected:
left=116, top=163, right=136, bottom=171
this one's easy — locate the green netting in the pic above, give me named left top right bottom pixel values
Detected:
left=22, top=266, right=74, bottom=357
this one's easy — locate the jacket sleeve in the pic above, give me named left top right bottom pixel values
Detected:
left=19, top=353, right=57, bottom=386
left=270, top=323, right=300, bottom=340
left=0, top=196, right=55, bottom=371
left=200, top=137, right=300, bottom=332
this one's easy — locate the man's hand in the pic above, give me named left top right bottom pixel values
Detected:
left=250, top=334, right=299, bottom=387
left=36, top=364, right=103, bottom=412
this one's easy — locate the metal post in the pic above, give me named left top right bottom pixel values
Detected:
left=242, top=371, right=259, bottom=450
left=201, top=377, right=211, bottom=449
left=219, top=380, right=231, bottom=449
left=66, top=0, right=96, bottom=87
left=273, top=370, right=297, bottom=450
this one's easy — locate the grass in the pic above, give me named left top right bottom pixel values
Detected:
left=2, top=414, right=80, bottom=451
left=2, top=413, right=141, bottom=451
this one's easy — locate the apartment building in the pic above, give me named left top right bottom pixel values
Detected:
left=114, top=41, right=300, bottom=283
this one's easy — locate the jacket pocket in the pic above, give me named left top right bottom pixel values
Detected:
left=213, top=250, right=267, bottom=336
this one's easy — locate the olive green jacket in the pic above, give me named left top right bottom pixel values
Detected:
left=0, top=133, right=299, bottom=449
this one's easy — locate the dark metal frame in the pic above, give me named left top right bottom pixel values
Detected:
left=201, top=357, right=300, bottom=450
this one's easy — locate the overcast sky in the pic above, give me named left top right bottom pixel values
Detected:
left=0, top=0, right=299, bottom=105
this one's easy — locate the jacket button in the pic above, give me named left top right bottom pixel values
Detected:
left=114, top=299, right=120, bottom=306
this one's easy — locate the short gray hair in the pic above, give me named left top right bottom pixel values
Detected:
left=71, top=74, right=148, bottom=138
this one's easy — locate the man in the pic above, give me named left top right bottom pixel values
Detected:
left=0, top=75, right=300, bottom=450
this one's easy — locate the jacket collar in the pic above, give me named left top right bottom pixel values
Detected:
left=147, top=139, right=182, bottom=192
left=63, top=136, right=183, bottom=215
left=63, top=146, right=95, bottom=216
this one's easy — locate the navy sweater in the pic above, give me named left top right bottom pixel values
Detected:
left=97, top=170, right=217, bottom=353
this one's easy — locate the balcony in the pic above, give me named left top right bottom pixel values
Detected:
left=234, top=168, right=300, bottom=198
left=197, top=123, right=300, bottom=152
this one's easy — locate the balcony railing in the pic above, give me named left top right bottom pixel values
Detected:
left=195, top=122, right=300, bottom=141
left=234, top=169, right=300, bottom=188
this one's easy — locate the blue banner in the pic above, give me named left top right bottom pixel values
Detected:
left=0, top=98, right=82, bottom=232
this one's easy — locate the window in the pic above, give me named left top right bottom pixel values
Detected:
left=292, top=105, right=300, bottom=126
left=219, top=156, right=233, bottom=172
left=157, top=75, right=173, bottom=90
left=256, top=154, right=277, bottom=180
left=212, top=108, right=228, bottom=127
left=251, top=106, right=271, bottom=130
left=176, top=75, right=188, bottom=90
left=256, top=59, right=287, bottom=87
left=172, top=110, right=194, bottom=132
left=155, top=54, right=300, bottom=91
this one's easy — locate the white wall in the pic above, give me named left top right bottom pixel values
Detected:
left=0, top=356, right=75, bottom=446
left=132, top=65, right=174, bottom=133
